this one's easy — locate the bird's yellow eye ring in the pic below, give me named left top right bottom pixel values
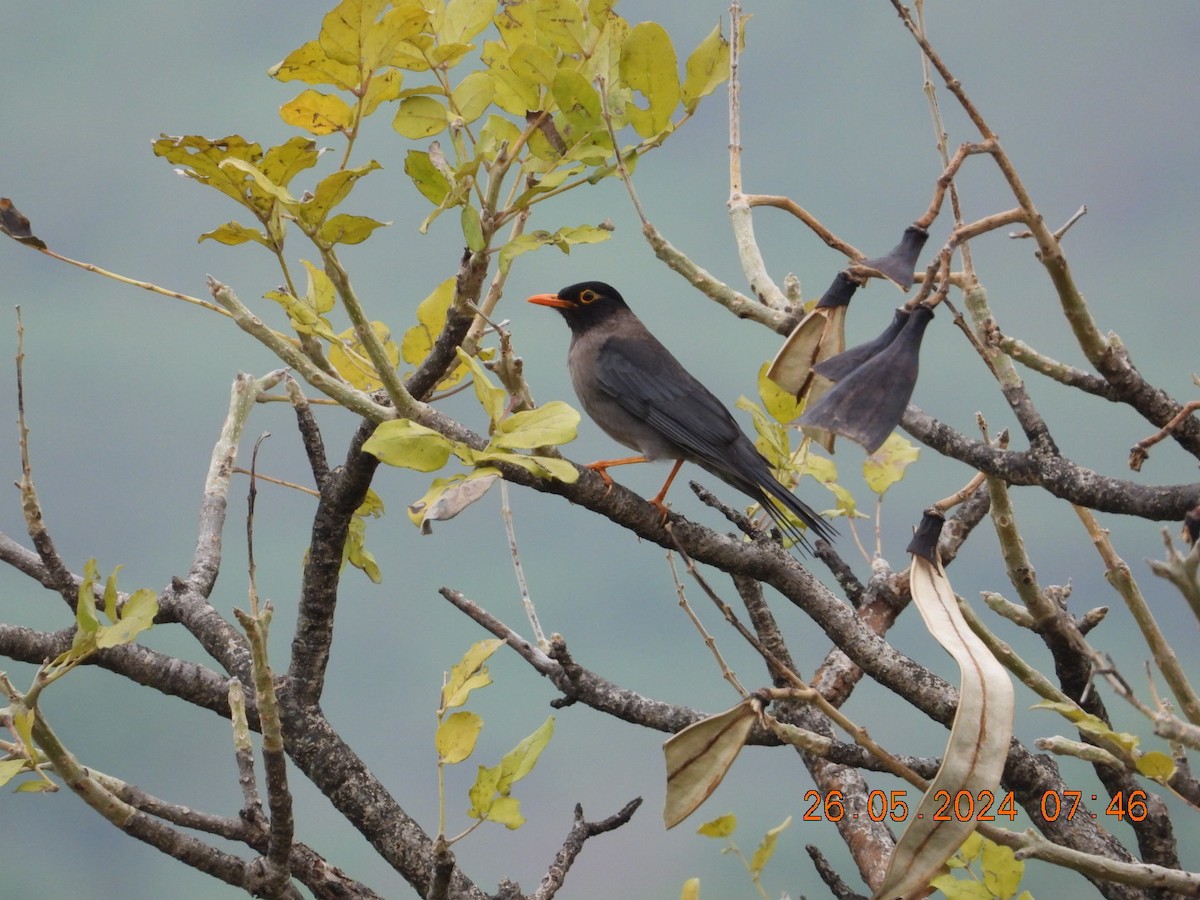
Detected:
left=580, top=289, right=597, bottom=304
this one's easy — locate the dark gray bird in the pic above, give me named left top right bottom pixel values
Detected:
left=528, top=281, right=834, bottom=551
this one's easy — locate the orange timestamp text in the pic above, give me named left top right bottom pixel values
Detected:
left=801, top=789, right=1150, bottom=823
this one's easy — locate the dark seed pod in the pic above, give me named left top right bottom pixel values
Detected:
left=814, top=307, right=911, bottom=383
left=860, top=225, right=929, bottom=290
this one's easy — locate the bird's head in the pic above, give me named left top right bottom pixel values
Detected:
left=528, top=281, right=630, bottom=334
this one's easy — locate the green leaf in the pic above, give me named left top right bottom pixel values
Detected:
left=508, top=42, right=556, bottom=86
left=442, top=638, right=503, bottom=709
left=475, top=450, right=579, bottom=482
left=95, top=588, right=158, bottom=649
left=280, top=89, right=355, bottom=135
left=199, top=221, right=269, bottom=247
left=496, top=716, right=554, bottom=793
left=437, top=710, right=484, bottom=764
left=364, top=419, right=455, bottom=472
left=461, top=204, right=486, bottom=252
left=696, top=813, right=736, bottom=838
left=404, top=149, right=453, bottom=205
left=0, top=758, right=29, bottom=788
left=862, top=434, right=920, bottom=496
left=393, top=96, right=448, bottom=139
left=497, top=224, right=612, bottom=274
left=319, top=213, right=390, bottom=246
left=478, top=114, right=523, bottom=161
left=75, top=559, right=101, bottom=636
left=491, top=401, right=579, bottom=449
left=749, top=816, right=791, bottom=876
left=620, top=22, right=680, bottom=137
left=102, top=564, right=123, bottom=622
left=681, top=23, right=730, bottom=112
left=450, top=71, right=495, bottom=124
left=551, top=69, right=603, bottom=135
left=343, top=514, right=382, bottom=582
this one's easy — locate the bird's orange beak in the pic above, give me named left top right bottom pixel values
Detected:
left=528, top=292, right=575, bottom=309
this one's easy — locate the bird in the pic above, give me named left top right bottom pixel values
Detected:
left=528, top=280, right=835, bottom=551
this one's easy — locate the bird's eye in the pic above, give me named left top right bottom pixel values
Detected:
left=580, top=289, right=597, bottom=304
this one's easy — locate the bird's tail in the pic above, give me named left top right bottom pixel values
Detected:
left=728, top=444, right=836, bottom=553
left=758, top=472, right=836, bottom=553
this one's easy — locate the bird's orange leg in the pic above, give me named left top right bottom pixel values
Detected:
left=648, top=459, right=685, bottom=521
left=585, top=455, right=651, bottom=491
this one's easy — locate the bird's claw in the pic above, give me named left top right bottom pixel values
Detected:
left=585, top=462, right=616, bottom=494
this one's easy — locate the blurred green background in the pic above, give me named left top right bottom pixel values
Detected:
left=1, top=2, right=1197, bottom=898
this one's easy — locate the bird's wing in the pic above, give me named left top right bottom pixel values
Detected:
left=591, top=332, right=744, bottom=465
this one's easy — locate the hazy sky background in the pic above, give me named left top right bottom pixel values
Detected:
left=1, top=3, right=1198, bottom=898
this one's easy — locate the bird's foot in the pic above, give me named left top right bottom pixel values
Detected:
left=584, top=461, right=616, bottom=493
left=649, top=497, right=671, bottom=524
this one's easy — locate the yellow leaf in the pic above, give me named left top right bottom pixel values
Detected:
left=757, top=362, right=803, bottom=425
left=749, top=816, right=791, bottom=875
left=491, top=401, right=579, bottom=449
left=481, top=41, right=540, bottom=116
left=450, top=71, right=495, bottom=124
left=681, top=22, right=730, bottom=112
left=509, top=41, right=557, bottom=85
left=455, top=347, right=507, bottom=427
left=485, top=795, right=524, bottom=829
left=696, top=813, right=736, bottom=838
left=442, top=638, right=503, bottom=709
left=280, top=89, right=355, bottom=135
left=402, top=277, right=457, bottom=366
left=620, top=22, right=680, bottom=137
left=95, top=588, right=158, bottom=649
left=363, top=419, right=454, bottom=472
left=319, top=0, right=428, bottom=70
left=1135, top=750, right=1176, bottom=780
left=981, top=838, right=1024, bottom=900
left=863, top=433, right=920, bottom=496
left=443, top=0, right=494, bottom=43
left=475, top=450, right=579, bottom=482
left=362, top=68, right=404, bottom=116
left=497, top=716, right=554, bottom=792
left=679, top=877, right=701, bottom=900
left=436, top=710, right=484, bottom=764
left=269, top=39, right=359, bottom=90
left=407, top=469, right=500, bottom=532
left=329, top=322, right=400, bottom=391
